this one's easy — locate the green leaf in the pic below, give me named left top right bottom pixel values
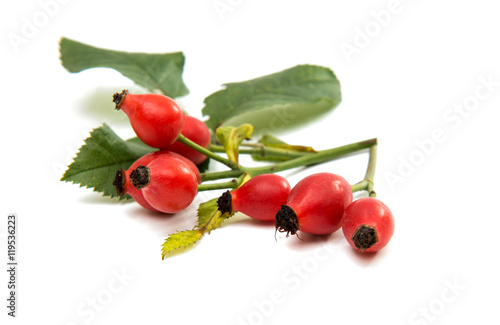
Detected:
left=161, top=198, right=235, bottom=259
left=196, top=198, right=219, bottom=228
left=161, top=230, right=203, bottom=259
left=251, top=134, right=316, bottom=162
left=202, top=65, right=341, bottom=133
left=124, top=137, right=156, bottom=152
left=61, top=124, right=153, bottom=198
left=257, top=134, right=315, bottom=153
left=215, top=124, right=253, bottom=164
left=59, top=37, right=189, bottom=98
left=196, top=198, right=220, bottom=231
left=197, top=197, right=235, bottom=233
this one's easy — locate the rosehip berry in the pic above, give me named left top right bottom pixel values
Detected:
left=341, top=197, right=395, bottom=253
left=114, top=168, right=158, bottom=212
left=113, top=90, right=184, bottom=149
left=275, top=173, right=352, bottom=236
left=217, top=174, right=291, bottom=221
left=166, top=116, right=211, bottom=165
left=129, top=155, right=198, bottom=214
left=113, top=151, right=201, bottom=212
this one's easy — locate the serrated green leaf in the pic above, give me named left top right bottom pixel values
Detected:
left=161, top=230, right=202, bottom=259
left=202, top=65, right=341, bottom=133
left=203, top=212, right=227, bottom=234
left=215, top=124, right=253, bottom=164
left=61, top=124, right=153, bottom=198
left=59, top=37, right=189, bottom=98
left=197, top=198, right=234, bottom=233
left=124, top=136, right=156, bottom=152
left=196, top=198, right=219, bottom=229
left=161, top=198, right=235, bottom=259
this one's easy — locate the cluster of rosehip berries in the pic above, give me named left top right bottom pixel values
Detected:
left=218, top=173, right=394, bottom=253
left=112, top=90, right=394, bottom=253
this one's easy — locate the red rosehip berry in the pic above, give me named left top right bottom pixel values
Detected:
left=275, top=173, right=352, bottom=236
left=113, top=151, right=201, bottom=212
left=341, top=197, right=395, bottom=253
left=217, top=174, right=291, bottom=221
left=113, top=90, right=184, bottom=149
left=165, top=116, right=211, bottom=165
left=114, top=169, right=158, bottom=212
left=129, top=155, right=198, bottom=214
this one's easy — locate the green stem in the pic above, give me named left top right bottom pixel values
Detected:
left=197, top=173, right=247, bottom=192
left=198, top=138, right=377, bottom=188
left=350, top=180, right=369, bottom=193
left=177, top=134, right=239, bottom=170
left=350, top=144, right=377, bottom=197
left=365, top=144, right=377, bottom=197
left=201, top=170, right=243, bottom=182
left=197, top=180, right=238, bottom=192
left=244, top=138, right=378, bottom=176
left=208, top=144, right=306, bottom=159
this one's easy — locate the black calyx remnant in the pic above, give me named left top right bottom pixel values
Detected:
left=112, top=89, right=128, bottom=110
left=113, top=169, right=126, bottom=196
left=217, top=191, right=233, bottom=215
left=352, top=225, right=379, bottom=251
left=130, top=165, right=151, bottom=190
left=275, top=205, right=300, bottom=238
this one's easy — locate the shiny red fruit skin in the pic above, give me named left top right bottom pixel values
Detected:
left=141, top=156, right=198, bottom=214
left=122, top=151, right=201, bottom=212
left=231, top=174, right=291, bottom=221
left=118, top=91, right=185, bottom=149
left=287, top=173, right=352, bottom=235
left=166, top=116, right=211, bottom=165
left=140, top=151, right=201, bottom=184
left=341, top=197, right=395, bottom=253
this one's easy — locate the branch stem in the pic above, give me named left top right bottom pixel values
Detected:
left=208, top=144, right=307, bottom=159
left=198, top=138, right=378, bottom=191
left=176, top=134, right=239, bottom=170
left=350, top=144, right=378, bottom=197
left=197, top=173, right=247, bottom=192
left=244, top=138, right=377, bottom=176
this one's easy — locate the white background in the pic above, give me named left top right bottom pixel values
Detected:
left=1, top=0, right=500, bottom=324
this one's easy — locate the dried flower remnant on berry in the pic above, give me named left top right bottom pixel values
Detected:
left=130, top=165, right=151, bottom=190
left=275, top=205, right=300, bottom=238
left=351, top=225, right=378, bottom=251
left=217, top=191, right=233, bottom=215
